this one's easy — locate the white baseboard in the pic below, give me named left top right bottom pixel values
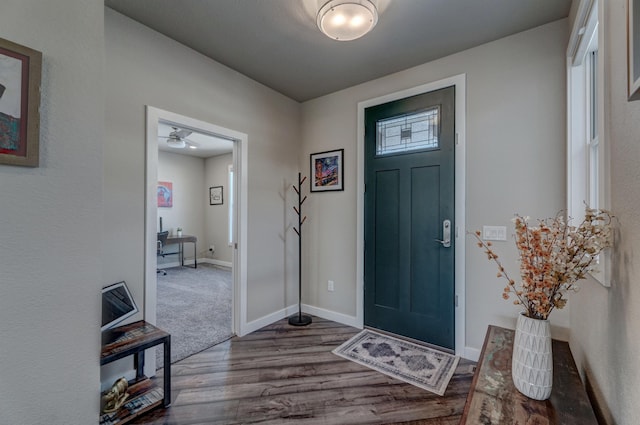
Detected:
left=301, top=304, right=361, bottom=328
left=463, top=346, right=481, bottom=362
left=242, top=304, right=298, bottom=335
left=199, top=258, right=232, bottom=268
left=242, top=304, right=360, bottom=336
left=157, top=260, right=182, bottom=269
left=158, top=257, right=232, bottom=269
left=239, top=302, right=479, bottom=361
left=239, top=304, right=480, bottom=362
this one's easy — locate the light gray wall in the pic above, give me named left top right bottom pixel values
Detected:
left=0, top=1, right=104, bottom=423
left=205, top=153, right=233, bottom=264
left=4, top=3, right=637, bottom=423
left=104, top=8, right=300, bottom=327
left=300, top=20, right=569, bottom=352
left=569, top=1, right=640, bottom=423
left=157, top=151, right=206, bottom=263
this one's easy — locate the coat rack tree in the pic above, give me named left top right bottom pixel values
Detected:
left=289, top=172, right=312, bottom=326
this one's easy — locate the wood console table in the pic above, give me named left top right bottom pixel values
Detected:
left=461, top=325, right=597, bottom=425
left=100, top=321, right=171, bottom=425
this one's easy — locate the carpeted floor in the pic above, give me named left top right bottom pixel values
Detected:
left=155, top=263, right=233, bottom=368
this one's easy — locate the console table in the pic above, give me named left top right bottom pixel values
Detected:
left=166, top=235, right=197, bottom=268
left=100, top=321, right=171, bottom=425
left=461, top=325, right=597, bottom=424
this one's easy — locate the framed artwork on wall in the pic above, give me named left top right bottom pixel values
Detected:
left=0, top=37, right=42, bottom=167
left=158, top=181, right=173, bottom=207
left=310, top=149, right=344, bottom=192
left=210, top=186, right=223, bottom=205
left=629, top=0, right=640, bottom=100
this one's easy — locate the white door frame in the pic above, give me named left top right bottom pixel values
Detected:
left=356, top=74, right=467, bottom=357
left=144, top=107, right=249, bottom=375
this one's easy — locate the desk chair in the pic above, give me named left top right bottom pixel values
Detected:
left=157, top=231, right=169, bottom=275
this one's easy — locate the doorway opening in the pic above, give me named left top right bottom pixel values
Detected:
left=144, top=106, right=248, bottom=376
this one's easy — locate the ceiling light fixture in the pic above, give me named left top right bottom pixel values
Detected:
left=317, top=0, right=378, bottom=41
left=166, top=137, right=186, bottom=149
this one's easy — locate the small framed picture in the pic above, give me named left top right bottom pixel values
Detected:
left=0, top=37, right=42, bottom=167
left=209, top=186, right=223, bottom=205
left=158, top=181, right=173, bottom=207
left=310, top=149, right=344, bottom=192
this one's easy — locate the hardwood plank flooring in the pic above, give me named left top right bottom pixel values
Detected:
left=131, top=317, right=475, bottom=425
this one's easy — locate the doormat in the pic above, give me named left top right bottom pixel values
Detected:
left=332, top=329, right=460, bottom=396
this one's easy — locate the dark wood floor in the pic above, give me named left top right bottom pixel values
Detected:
left=131, top=316, right=476, bottom=425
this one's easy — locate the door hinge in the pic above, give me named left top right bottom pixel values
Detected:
left=455, top=294, right=459, bottom=307
left=455, top=132, right=459, bottom=146
left=234, top=243, right=238, bottom=249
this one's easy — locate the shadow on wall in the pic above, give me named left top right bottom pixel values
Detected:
left=584, top=362, right=613, bottom=425
left=280, top=177, right=294, bottom=308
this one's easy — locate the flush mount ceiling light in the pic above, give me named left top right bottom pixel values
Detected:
left=317, top=0, right=378, bottom=41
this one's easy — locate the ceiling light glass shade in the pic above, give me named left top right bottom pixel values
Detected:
left=317, top=0, right=378, bottom=41
left=166, top=138, right=186, bottom=148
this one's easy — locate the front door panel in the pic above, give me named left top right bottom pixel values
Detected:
left=364, top=86, right=455, bottom=350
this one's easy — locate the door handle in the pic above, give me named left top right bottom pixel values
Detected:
left=434, top=219, right=451, bottom=248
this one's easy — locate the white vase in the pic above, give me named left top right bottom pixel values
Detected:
left=511, top=312, right=553, bottom=400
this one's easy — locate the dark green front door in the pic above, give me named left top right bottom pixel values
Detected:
left=364, top=86, right=455, bottom=350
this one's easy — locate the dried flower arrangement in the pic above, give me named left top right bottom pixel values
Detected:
left=471, top=208, right=613, bottom=320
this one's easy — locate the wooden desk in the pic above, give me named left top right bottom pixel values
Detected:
left=166, top=235, right=197, bottom=268
left=461, top=325, right=597, bottom=425
left=100, top=321, right=171, bottom=425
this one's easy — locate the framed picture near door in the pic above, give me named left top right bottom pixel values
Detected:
left=310, top=149, right=344, bottom=192
left=0, top=37, right=42, bottom=167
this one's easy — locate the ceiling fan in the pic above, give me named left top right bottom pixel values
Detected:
left=159, top=127, right=199, bottom=149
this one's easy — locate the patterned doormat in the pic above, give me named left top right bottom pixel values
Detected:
left=332, top=329, right=460, bottom=396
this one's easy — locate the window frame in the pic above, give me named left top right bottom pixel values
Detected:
left=228, top=164, right=234, bottom=247
left=566, top=0, right=611, bottom=286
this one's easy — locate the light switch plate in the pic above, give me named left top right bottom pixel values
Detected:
left=483, top=225, right=507, bottom=241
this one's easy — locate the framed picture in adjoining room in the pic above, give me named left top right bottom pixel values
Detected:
left=310, top=149, right=344, bottom=192
left=0, top=37, right=42, bottom=167
left=629, top=0, right=640, bottom=100
left=209, top=186, right=223, bottom=205
left=158, top=181, right=173, bottom=207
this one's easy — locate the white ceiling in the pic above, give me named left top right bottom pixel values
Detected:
left=158, top=122, right=234, bottom=158
left=104, top=0, right=572, bottom=102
